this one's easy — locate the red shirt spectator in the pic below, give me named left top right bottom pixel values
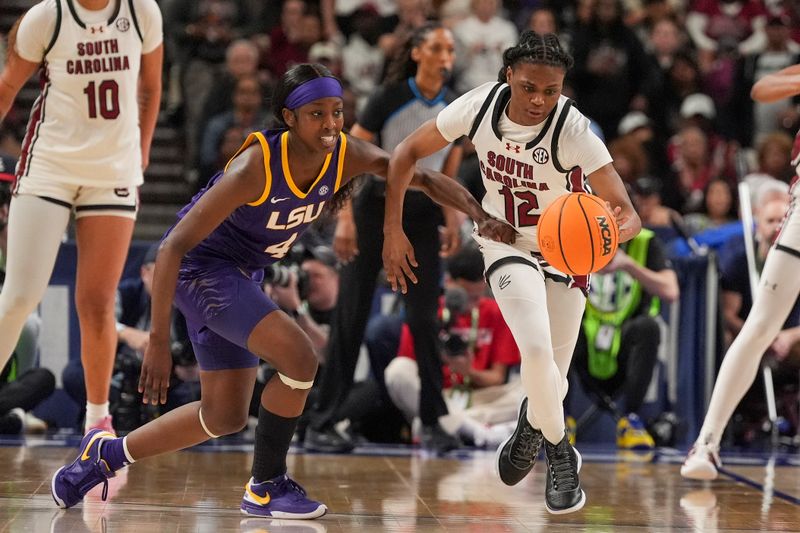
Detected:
left=397, top=297, right=520, bottom=388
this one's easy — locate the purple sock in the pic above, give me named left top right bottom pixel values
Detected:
left=100, top=437, right=132, bottom=471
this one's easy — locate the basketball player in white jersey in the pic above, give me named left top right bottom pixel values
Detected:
left=0, top=0, right=162, bottom=433
left=384, top=31, right=640, bottom=514
left=682, top=63, right=800, bottom=480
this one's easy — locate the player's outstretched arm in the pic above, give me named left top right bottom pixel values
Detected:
left=342, top=133, right=515, bottom=293
left=411, top=165, right=516, bottom=244
left=385, top=119, right=451, bottom=232
left=751, top=64, right=800, bottom=103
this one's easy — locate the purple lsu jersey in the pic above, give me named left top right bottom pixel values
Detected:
left=175, top=129, right=347, bottom=277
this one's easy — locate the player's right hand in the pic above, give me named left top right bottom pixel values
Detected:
left=477, top=216, right=518, bottom=244
left=382, top=228, right=418, bottom=294
left=333, top=211, right=359, bottom=263
left=139, top=335, right=172, bottom=405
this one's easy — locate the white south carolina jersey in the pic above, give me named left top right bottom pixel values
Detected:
left=437, top=82, right=613, bottom=253
left=14, top=0, right=162, bottom=187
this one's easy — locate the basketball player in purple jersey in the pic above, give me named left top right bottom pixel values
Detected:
left=682, top=63, right=800, bottom=480
left=384, top=33, right=640, bottom=514
left=50, top=64, right=516, bottom=518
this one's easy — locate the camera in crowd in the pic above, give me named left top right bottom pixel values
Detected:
left=264, top=261, right=310, bottom=301
left=439, top=285, right=470, bottom=358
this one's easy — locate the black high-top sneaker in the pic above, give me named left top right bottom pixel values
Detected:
left=544, top=434, right=585, bottom=514
left=496, top=398, right=543, bottom=486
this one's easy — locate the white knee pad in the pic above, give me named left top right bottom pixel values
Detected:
left=198, top=407, right=220, bottom=438
left=278, top=372, right=314, bottom=390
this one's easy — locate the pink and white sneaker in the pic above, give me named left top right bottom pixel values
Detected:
left=681, top=442, right=721, bottom=480
left=85, top=415, right=116, bottom=436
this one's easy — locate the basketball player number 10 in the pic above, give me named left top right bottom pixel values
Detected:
left=498, top=185, right=540, bottom=226
left=83, top=80, right=120, bottom=119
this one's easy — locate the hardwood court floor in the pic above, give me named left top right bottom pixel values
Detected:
left=0, top=438, right=798, bottom=532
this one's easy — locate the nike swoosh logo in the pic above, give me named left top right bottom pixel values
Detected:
left=245, top=483, right=271, bottom=505
left=80, top=431, right=115, bottom=461
left=270, top=197, right=289, bottom=204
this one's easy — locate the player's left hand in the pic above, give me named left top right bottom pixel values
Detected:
left=606, top=202, right=637, bottom=242
left=139, top=335, right=172, bottom=405
left=383, top=228, right=418, bottom=294
left=477, top=216, right=518, bottom=244
left=440, top=210, right=463, bottom=258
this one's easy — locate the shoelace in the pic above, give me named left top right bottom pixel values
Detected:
left=277, top=477, right=308, bottom=498
left=510, top=425, right=542, bottom=468
left=76, top=461, right=110, bottom=502
left=548, top=447, right=578, bottom=491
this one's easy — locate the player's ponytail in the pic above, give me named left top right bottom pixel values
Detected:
left=271, top=63, right=339, bottom=127
left=325, top=175, right=366, bottom=216
left=497, top=31, right=573, bottom=82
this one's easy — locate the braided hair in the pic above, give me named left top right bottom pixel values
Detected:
left=497, top=31, right=573, bottom=82
left=385, top=22, right=445, bottom=85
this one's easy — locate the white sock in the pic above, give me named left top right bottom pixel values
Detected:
left=85, top=401, right=110, bottom=429
left=122, top=436, right=136, bottom=464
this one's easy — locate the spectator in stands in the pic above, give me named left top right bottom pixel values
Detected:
left=751, top=131, right=795, bottom=184
left=669, top=123, right=723, bottom=212
left=63, top=244, right=200, bottom=433
left=569, top=0, right=653, bottom=139
left=341, top=5, right=387, bottom=111
left=609, top=134, right=650, bottom=184
left=378, top=0, right=431, bottom=60
left=646, top=50, right=704, bottom=138
left=382, top=245, right=523, bottom=448
left=686, top=0, right=767, bottom=63
left=203, top=125, right=247, bottom=187
left=263, top=0, right=314, bottom=78
left=452, top=0, right=518, bottom=94
left=644, top=16, right=686, bottom=73
left=0, top=162, right=53, bottom=434
left=197, top=39, right=262, bottom=144
left=719, top=181, right=792, bottom=346
left=308, top=41, right=343, bottom=78
left=728, top=14, right=800, bottom=147
left=198, top=75, right=270, bottom=189
left=164, top=0, right=251, bottom=174
left=684, top=178, right=738, bottom=235
left=570, top=226, right=679, bottom=450
left=616, top=110, right=675, bottom=202
left=631, top=176, right=683, bottom=244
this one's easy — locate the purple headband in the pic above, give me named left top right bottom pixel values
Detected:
left=284, top=77, right=343, bottom=110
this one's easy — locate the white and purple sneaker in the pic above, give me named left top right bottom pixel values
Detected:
left=241, top=474, right=327, bottom=519
left=51, top=429, right=117, bottom=508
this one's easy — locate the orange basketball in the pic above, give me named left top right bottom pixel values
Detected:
left=536, top=192, right=619, bottom=275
